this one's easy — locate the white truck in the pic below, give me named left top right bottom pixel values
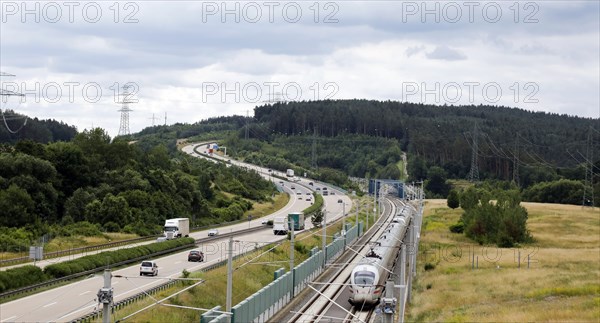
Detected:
left=273, top=216, right=288, bottom=235
left=286, top=169, right=294, bottom=178
left=163, top=218, right=190, bottom=239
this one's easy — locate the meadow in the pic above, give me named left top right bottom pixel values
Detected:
left=407, top=200, right=600, bottom=322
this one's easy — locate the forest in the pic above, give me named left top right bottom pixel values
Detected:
left=249, top=101, right=599, bottom=200
left=0, top=127, right=276, bottom=251
left=0, top=110, right=77, bottom=143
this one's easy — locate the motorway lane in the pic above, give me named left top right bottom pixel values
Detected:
left=1, top=144, right=352, bottom=322
left=0, top=190, right=313, bottom=323
left=181, top=142, right=353, bottom=216
left=0, top=200, right=347, bottom=323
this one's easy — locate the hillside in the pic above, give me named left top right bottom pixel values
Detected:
left=0, top=127, right=278, bottom=251
left=0, top=110, right=77, bottom=144
left=254, top=100, right=599, bottom=181
left=124, top=100, right=599, bottom=203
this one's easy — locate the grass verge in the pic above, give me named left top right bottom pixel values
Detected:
left=245, top=191, right=290, bottom=219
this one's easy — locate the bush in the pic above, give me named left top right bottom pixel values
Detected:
left=424, top=263, right=436, bottom=271
left=44, top=238, right=195, bottom=278
left=0, top=265, right=47, bottom=293
left=449, top=221, right=464, bottom=233
left=103, top=221, right=120, bottom=232
left=460, top=189, right=531, bottom=247
left=447, top=189, right=460, bottom=209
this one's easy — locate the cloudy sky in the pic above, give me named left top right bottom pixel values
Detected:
left=1, top=1, right=599, bottom=137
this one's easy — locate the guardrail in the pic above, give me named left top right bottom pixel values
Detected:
left=0, top=236, right=154, bottom=267
left=223, top=223, right=362, bottom=323
left=1, top=219, right=263, bottom=268
left=0, top=226, right=270, bottom=302
left=0, top=243, right=194, bottom=302
left=74, top=277, right=180, bottom=323
left=72, top=230, right=276, bottom=323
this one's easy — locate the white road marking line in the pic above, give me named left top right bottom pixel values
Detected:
left=2, top=316, right=17, bottom=322
left=43, top=302, right=57, bottom=308
left=79, top=291, right=91, bottom=296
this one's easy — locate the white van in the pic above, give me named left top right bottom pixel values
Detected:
left=140, top=261, right=158, bottom=276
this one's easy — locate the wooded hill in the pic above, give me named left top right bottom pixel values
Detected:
left=0, top=110, right=77, bottom=144
left=127, top=101, right=598, bottom=204
left=253, top=100, right=599, bottom=183
left=0, top=126, right=277, bottom=250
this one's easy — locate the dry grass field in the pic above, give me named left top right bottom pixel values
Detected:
left=407, top=199, right=600, bottom=322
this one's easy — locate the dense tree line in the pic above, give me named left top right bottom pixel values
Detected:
left=253, top=100, right=598, bottom=184
left=220, top=132, right=405, bottom=189
left=0, top=110, right=77, bottom=143
left=0, top=128, right=276, bottom=250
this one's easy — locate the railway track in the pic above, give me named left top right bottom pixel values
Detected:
left=285, top=197, right=406, bottom=323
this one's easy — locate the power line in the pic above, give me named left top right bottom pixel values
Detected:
left=467, top=123, right=480, bottom=182
left=583, top=127, right=596, bottom=207
left=245, top=110, right=249, bottom=140
left=148, top=113, right=160, bottom=126
left=513, top=133, right=519, bottom=186
left=0, top=71, right=28, bottom=134
left=311, top=127, right=318, bottom=170
left=117, top=84, right=136, bottom=136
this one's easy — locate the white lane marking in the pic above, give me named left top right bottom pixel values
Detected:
left=113, top=281, right=119, bottom=285
left=2, top=316, right=17, bottom=322
left=79, top=291, right=91, bottom=296
left=43, top=302, right=57, bottom=308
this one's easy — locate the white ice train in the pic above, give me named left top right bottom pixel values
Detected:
left=349, top=204, right=414, bottom=307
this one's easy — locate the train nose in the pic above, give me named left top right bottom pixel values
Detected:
left=352, top=286, right=373, bottom=302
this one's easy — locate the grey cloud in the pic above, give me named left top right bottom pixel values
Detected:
left=426, top=45, right=467, bottom=61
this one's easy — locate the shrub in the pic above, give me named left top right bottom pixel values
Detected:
left=447, top=189, right=460, bottom=209
left=44, top=238, right=195, bottom=279
left=0, top=265, right=47, bottom=292
left=449, top=221, right=464, bottom=233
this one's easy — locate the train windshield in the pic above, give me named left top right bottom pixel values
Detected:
left=354, top=271, right=375, bottom=286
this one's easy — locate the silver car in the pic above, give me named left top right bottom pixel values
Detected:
left=140, top=261, right=158, bottom=276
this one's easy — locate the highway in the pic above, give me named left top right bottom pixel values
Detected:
left=0, top=143, right=353, bottom=322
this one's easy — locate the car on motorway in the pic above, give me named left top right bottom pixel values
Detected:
left=297, top=192, right=302, bottom=195
left=338, top=199, right=343, bottom=203
left=188, top=250, right=204, bottom=262
left=306, top=192, right=311, bottom=195
left=140, top=261, right=158, bottom=276
left=308, top=182, right=313, bottom=186
left=208, top=229, right=219, bottom=236
left=316, top=187, right=320, bottom=191
left=330, top=191, right=335, bottom=195
left=291, top=186, right=295, bottom=189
